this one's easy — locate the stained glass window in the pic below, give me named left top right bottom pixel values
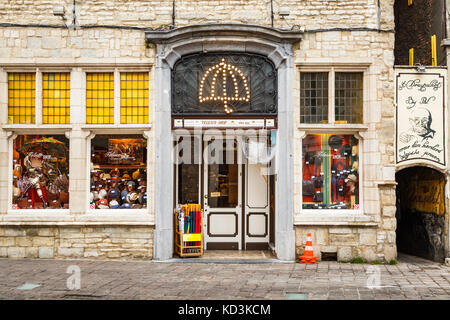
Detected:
left=86, top=73, right=114, bottom=124
left=8, top=73, right=36, bottom=124
left=120, top=72, right=149, bottom=124
left=42, top=73, right=70, bottom=124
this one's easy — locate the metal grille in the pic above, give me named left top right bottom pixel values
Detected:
left=172, top=53, right=277, bottom=115
left=300, top=72, right=328, bottom=123
left=42, top=73, right=70, bottom=124
left=86, top=73, right=114, bottom=124
left=8, top=73, right=36, bottom=124
left=335, top=72, right=363, bottom=123
left=120, top=72, right=149, bottom=124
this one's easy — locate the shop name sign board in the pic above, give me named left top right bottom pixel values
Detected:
left=395, top=69, right=446, bottom=167
left=173, top=118, right=275, bottom=129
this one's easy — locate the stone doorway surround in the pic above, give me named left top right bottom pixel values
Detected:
left=145, top=24, right=303, bottom=261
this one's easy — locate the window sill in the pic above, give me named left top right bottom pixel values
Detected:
left=81, top=124, right=152, bottom=129
left=1, top=210, right=154, bottom=226
left=296, top=124, right=369, bottom=133
left=295, top=211, right=378, bottom=227
left=2, top=124, right=73, bottom=132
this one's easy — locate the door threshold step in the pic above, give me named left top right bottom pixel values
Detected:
left=157, top=258, right=292, bottom=264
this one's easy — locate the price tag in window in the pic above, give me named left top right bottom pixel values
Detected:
left=354, top=204, right=360, bottom=210
left=12, top=204, right=18, bottom=210
left=90, top=203, right=95, bottom=210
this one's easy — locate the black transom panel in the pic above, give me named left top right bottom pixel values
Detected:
left=172, top=53, right=277, bottom=116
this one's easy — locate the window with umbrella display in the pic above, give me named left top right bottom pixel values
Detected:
left=12, top=135, right=70, bottom=209
left=302, top=134, right=359, bottom=210
left=90, top=135, right=147, bottom=210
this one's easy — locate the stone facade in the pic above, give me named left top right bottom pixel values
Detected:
left=0, top=0, right=417, bottom=262
left=0, top=226, right=154, bottom=259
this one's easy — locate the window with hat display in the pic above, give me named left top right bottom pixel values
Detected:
left=12, top=135, right=70, bottom=210
left=302, top=134, right=359, bottom=210
left=90, top=135, right=147, bottom=210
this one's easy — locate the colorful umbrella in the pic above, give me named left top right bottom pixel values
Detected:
left=20, top=137, right=68, bottom=158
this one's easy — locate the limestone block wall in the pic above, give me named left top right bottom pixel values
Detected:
left=292, top=18, right=396, bottom=262
left=0, top=27, right=151, bottom=62
left=0, top=226, right=154, bottom=259
left=295, top=226, right=378, bottom=262
left=0, top=0, right=392, bottom=30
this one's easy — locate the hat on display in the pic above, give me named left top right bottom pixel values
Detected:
left=126, top=192, right=139, bottom=203
left=100, top=173, right=111, bottom=180
left=122, top=173, right=131, bottom=181
left=109, top=199, right=120, bottom=209
left=131, top=203, right=142, bottom=209
left=98, top=189, right=108, bottom=199
left=340, top=144, right=352, bottom=157
left=126, top=180, right=136, bottom=187
left=346, top=174, right=358, bottom=183
left=96, top=198, right=109, bottom=209
left=90, top=192, right=94, bottom=203
left=120, top=190, right=128, bottom=201
left=120, top=202, right=131, bottom=209
left=328, top=135, right=343, bottom=150
left=108, top=188, right=120, bottom=199
left=137, top=184, right=146, bottom=192
left=110, top=168, right=120, bottom=178
left=139, top=192, right=147, bottom=204
left=132, top=169, right=140, bottom=180
left=92, top=191, right=99, bottom=201
left=95, top=181, right=104, bottom=189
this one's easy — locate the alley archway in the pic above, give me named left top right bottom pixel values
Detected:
left=395, top=166, right=446, bottom=261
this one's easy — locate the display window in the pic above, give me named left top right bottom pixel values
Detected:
left=90, top=135, right=147, bottom=209
left=302, top=134, right=359, bottom=210
left=12, top=135, right=70, bottom=209
left=8, top=73, right=36, bottom=124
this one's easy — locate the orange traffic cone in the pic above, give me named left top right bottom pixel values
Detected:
left=299, top=233, right=318, bottom=264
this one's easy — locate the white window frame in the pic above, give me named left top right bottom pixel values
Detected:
left=7, top=130, right=71, bottom=214
left=2, top=67, right=73, bottom=129
left=86, top=131, right=150, bottom=214
left=298, top=65, right=369, bottom=126
left=298, top=130, right=365, bottom=217
left=81, top=67, right=152, bottom=129
left=296, top=64, right=373, bottom=218
left=2, top=66, right=153, bottom=217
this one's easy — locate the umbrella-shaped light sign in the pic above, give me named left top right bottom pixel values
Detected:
left=198, top=58, right=250, bottom=114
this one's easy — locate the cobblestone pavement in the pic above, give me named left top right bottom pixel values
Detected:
left=0, top=254, right=449, bottom=300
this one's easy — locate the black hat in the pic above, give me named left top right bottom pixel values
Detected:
left=340, top=144, right=352, bottom=157
left=328, top=135, right=343, bottom=150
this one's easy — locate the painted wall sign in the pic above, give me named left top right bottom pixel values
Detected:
left=395, top=69, right=446, bottom=167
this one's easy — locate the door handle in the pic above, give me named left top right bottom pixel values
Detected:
left=204, top=195, right=208, bottom=199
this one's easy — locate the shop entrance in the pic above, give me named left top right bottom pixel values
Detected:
left=395, top=166, right=446, bottom=261
left=175, top=133, right=273, bottom=251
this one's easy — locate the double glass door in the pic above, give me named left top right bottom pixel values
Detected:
left=175, top=134, right=270, bottom=250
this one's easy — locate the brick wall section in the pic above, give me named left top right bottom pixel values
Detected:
left=394, top=0, right=446, bottom=66
left=0, top=226, right=154, bottom=259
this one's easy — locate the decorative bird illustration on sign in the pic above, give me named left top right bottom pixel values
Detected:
left=198, top=58, right=251, bottom=114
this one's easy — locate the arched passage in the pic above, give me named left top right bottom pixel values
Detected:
left=395, top=166, right=446, bottom=261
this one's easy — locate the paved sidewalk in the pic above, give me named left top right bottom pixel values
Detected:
left=0, top=254, right=449, bottom=300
